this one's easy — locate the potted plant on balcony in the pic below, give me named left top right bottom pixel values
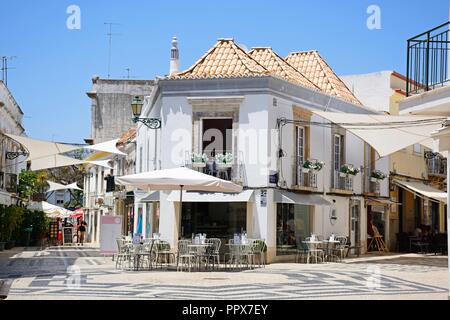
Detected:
left=302, top=160, right=325, bottom=173
left=340, top=164, right=360, bottom=177
left=191, top=153, right=208, bottom=168
left=370, top=170, right=387, bottom=182
left=215, top=152, right=234, bottom=169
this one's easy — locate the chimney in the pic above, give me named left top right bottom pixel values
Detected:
left=169, top=36, right=179, bottom=76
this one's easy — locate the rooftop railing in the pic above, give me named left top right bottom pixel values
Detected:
left=406, top=21, right=450, bottom=96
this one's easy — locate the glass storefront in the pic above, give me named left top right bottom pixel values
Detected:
left=181, top=202, right=246, bottom=240
left=276, top=203, right=312, bottom=255
left=145, top=202, right=160, bottom=238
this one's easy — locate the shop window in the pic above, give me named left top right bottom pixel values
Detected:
left=276, top=203, right=312, bottom=255
left=181, top=202, right=246, bottom=239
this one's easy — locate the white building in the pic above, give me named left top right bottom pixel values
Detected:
left=0, top=81, right=26, bottom=205
left=83, top=128, right=136, bottom=243
left=133, top=39, right=390, bottom=262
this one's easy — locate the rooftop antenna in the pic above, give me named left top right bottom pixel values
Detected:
left=123, top=68, right=137, bottom=79
left=1, top=56, right=17, bottom=87
left=104, top=22, right=121, bottom=79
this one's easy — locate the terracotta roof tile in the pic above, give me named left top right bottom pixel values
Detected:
left=117, top=128, right=136, bottom=146
left=286, top=51, right=362, bottom=105
left=248, top=47, right=319, bottom=90
left=171, top=39, right=269, bottom=79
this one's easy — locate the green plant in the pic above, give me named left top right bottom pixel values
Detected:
left=340, top=164, right=360, bottom=176
left=0, top=205, right=25, bottom=242
left=371, top=170, right=387, bottom=180
left=215, top=152, right=233, bottom=164
left=303, top=160, right=325, bottom=171
left=191, top=153, right=208, bottom=163
left=17, top=170, right=48, bottom=200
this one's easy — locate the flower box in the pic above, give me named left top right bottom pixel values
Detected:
left=301, top=167, right=311, bottom=173
left=217, top=162, right=232, bottom=169
left=192, top=162, right=206, bottom=168
left=370, top=177, right=379, bottom=183
left=339, top=172, right=347, bottom=178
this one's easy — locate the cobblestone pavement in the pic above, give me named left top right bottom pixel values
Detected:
left=0, top=246, right=448, bottom=300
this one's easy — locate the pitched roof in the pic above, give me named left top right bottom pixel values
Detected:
left=172, top=39, right=269, bottom=79
left=248, top=47, right=319, bottom=90
left=286, top=51, right=362, bottom=105
left=117, top=128, right=136, bottom=146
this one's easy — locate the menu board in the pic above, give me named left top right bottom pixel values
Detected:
left=49, top=222, right=59, bottom=240
left=63, top=227, right=73, bottom=245
left=100, top=216, right=122, bottom=255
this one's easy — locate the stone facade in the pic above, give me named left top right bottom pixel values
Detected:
left=0, top=81, right=26, bottom=205
left=86, top=77, right=155, bottom=143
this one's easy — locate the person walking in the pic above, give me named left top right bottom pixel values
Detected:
left=78, top=221, right=87, bottom=246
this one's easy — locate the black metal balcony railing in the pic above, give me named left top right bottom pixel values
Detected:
left=332, top=171, right=353, bottom=191
left=425, top=152, right=447, bottom=176
left=293, top=160, right=318, bottom=189
left=407, top=21, right=450, bottom=96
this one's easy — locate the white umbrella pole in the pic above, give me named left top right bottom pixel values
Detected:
left=179, top=185, right=184, bottom=239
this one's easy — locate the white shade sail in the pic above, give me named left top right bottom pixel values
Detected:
left=47, top=180, right=82, bottom=192
left=30, top=154, right=86, bottom=171
left=5, top=133, right=80, bottom=160
left=393, top=179, right=447, bottom=203
left=273, top=190, right=331, bottom=206
left=27, top=201, right=73, bottom=218
left=167, top=190, right=254, bottom=202
left=84, top=139, right=126, bottom=156
left=312, top=111, right=445, bottom=157
left=115, top=167, right=243, bottom=193
left=88, top=160, right=113, bottom=170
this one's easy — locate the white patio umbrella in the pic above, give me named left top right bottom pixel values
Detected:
left=27, top=201, right=73, bottom=219
left=115, top=167, right=243, bottom=227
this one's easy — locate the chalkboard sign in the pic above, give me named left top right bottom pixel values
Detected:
left=63, top=227, right=73, bottom=245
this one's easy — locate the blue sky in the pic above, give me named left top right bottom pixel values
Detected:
left=1, top=0, right=449, bottom=143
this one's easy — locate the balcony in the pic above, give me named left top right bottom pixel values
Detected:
left=426, top=152, right=447, bottom=177
left=185, top=152, right=245, bottom=185
left=331, top=171, right=354, bottom=194
left=4, top=173, right=17, bottom=193
left=362, top=168, right=381, bottom=195
left=406, top=22, right=450, bottom=96
left=293, top=159, right=318, bottom=190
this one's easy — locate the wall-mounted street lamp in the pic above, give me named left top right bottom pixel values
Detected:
left=130, top=96, right=161, bottom=129
left=5, top=151, right=28, bottom=160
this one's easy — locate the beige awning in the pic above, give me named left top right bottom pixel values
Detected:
left=5, top=133, right=80, bottom=160
left=273, top=190, right=331, bottom=206
left=167, top=189, right=254, bottom=202
left=311, top=111, right=445, bottom=157
left=31, top=154, right=86, bottom=171
left=393, top=179, right=447, bottom=203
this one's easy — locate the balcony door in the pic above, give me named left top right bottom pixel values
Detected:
left=296, top=126, right=305, bottom=185
left=202, top=118, right=233, bottom=157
